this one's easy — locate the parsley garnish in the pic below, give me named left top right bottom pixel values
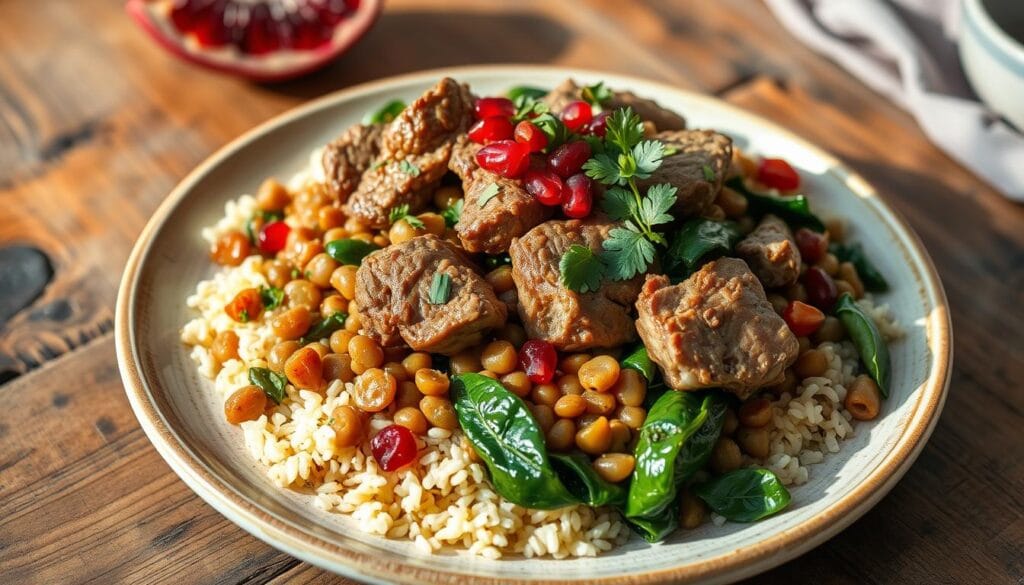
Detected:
left=398, top=159, right=421, bottom=177
left=239, top=309, right=249, bottom=323
left=259, top=285, right=284, bottom=311
left=477, top=182, right=501, bottom=207
left=702, top=164, right=716, bottom=182
left=428, top=273, right=452, bottom=305
left=326, top=417, right=335, bottom=425
left=581, top=81, right=613, bottom=108
left=441, top=199, right=464, bottom=227
left=559, top=245, right=604, bottom=293
left=388, top=203, right=425, bottom=229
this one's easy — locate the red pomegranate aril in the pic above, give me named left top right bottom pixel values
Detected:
left=258, top=220, right=291, bottom=255
left=803, top=266, right=838, bottom=311
left=468, top=116, right=515, bottom=144
left=585, top=111, right=610, bottom=137
left=475, top=140, right=531, bottom=179
left=371, top=424, right=418, bottom=472
left=474, top=97, right=515, bottom=120
left=795, top=228, right=829, bottom=264
left=547, top=141, right=592, bottom=178
left=524, top=169, right=565, bottom=206
left=514, top=121, right=548, bottom=153
left=519, top=340, right=557, bottom=384
left=757, top=158, right=801, bottom=192
left=562, top=174, right=593, bottom=218
left=561, top=100, right=593, bottom=132
left=783, top=301, right=825, bottom=336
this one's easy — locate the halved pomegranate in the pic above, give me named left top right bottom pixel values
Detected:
left=126, top=0, right=382, bottom=82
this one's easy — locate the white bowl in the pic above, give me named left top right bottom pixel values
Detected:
left=960, top=0, right=1024, bottom=130
left=116, top=66, right=952, bottom=584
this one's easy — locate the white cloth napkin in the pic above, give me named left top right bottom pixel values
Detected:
left=764, top=0, right=1024, bottom=200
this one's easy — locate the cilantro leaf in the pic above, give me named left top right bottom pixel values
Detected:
left=632, top=140, right=665, bottom=179
left=513, top=94, right=549, bottom=122
left=507, top=86, right=549, bottom=102
left=428, top=273, right=452, bottom=305
left=398, top=159, right=421, bottom=177
left=388, top=203, right=425, bottom=229
left=259, top=285, right=284, bottom=311
left=600, top=186, right=637, bottom=221
left=441, top=198, right=464, bottom=227
left=702, top=164, right=716, bottom=182
left=639, top=184, right=677, bottom=228
left=559, top=244, right=605, bottom=294
left=531, top=112, right=569, bottom=149
left=583, top=153, right=623, bottom=186
left=581, top=81, right=614, bottom=108
left=363, top=99, right=406, bottom=125
left=477, top=182, right=501, bottom=207
left=605, top=108, right=645, bottom=153
left=602, top=227, right=656, bottom=281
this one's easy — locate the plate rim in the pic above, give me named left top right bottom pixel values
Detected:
left=115, top=64, right=952, bottom=585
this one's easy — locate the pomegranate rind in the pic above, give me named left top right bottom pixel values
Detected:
left=126, top=0, right=382, bottom=82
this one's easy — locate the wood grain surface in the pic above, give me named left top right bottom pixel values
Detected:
left=1, top=0, right=1021, bottom=583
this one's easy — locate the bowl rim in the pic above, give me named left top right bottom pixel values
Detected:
left=115, top=64, right=952, bottom=585
left=963, top=0, right=1024, bottom=69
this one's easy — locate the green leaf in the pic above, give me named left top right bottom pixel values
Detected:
left=626, top=502, right=680, bottom=542
left=245, top=209, right=283, bottom=244
left=440, top=198, right=464, bottom=228
left=830, top=242, right=889, bottom=292
left=550, top=452, right=627, bottom=508
left=249, top=366, right=287, bottom=403
left=530, top=113, right=569, bottom=149
left=727, top=177, right=825, bottom=232
left=702, top=164, right=716, bottom=182
left=632, top=140, right=665, bottom=179
left=580, top=81, right=613, bottom=107
left=362, top=99, right=406, bottom=125
left=834, top=293, right=891, bottom=397
left=397, top=159, right=421, bottom=177
left=451, top=373, right=578, bottom=509
left=559, top=244, right=605, bottom=294
left=258, top=285, right=284, bottom=311
left=428, top=273, right=452, bottom=305
left=693, top=468, right=791, bottom=523
left=582, top=153, right=624, bottom=186
left=621, top=345, right=656, bottom=381
left=605, top=107, right=645, bottom=153
left=639, top=183, right=676, bottom=228
left=477, top=182, right=501, bottom=207
left=600, top=186, right=637, bottom=221
left=507, top=86, right=549, bottom=102
left=388, top=203, right=425, bottom=229
left=300, top=312, right=348, bottom=346
left=325, top=238, right=380, bottom=266
left=663, top=218, right=742, bottom=278
left=602, top=227, right=656, bottom=281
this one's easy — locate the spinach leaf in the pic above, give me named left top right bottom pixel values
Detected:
left=550, top=452, right=627, bottom=508
left=625, top=499, right=680, bottom=543
left=834, top=293, right=891, bottom=397
left=451, top=373, right=578, bottom=509
left=325, top=238, right=380, bottom=266
left=249, top=366, right=287, bottom=403
left=621, top=345, right=656, bottom=382
left=830, top=242, right=889, bottom=292
left=300, top=312, right=348, bottom=346
left=673, top=394, right=728, bottom=482
left=506, top=86, right=548, bottom=101
left=727, top=177, right=825, bottom=232
left=693, top=468, right=790, bottom=522
left=362, top=99, right=406, bottom=124
left=663, top=218, right=742, bottom=278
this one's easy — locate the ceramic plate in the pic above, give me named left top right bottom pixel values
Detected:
left=116, top=66, right=951, bottom=584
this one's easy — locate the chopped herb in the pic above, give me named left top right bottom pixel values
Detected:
left=369, top=160, right=385, bottom=171
left=362, top=99, right=406, bottom=125
left=428, top=273, right=452, bottom=305
left=249, top=366, right=287, bottom=403
left=258, top=285, right=284, bottom=311
left=238, top=309, right=249, bottom=323
left=300, top=312, right=349, bottom=345
left=702, top=164, right=716, bottom=182
left=602, top=227, right=657, bottom=281
left=662, top=145, right=678, bottom=156
left=441, top=199, right=464, bottom=227
left=529, top=112, right=570, bottom=149
left=245, top=209, right=283, bottom=244
left=304, top=270, right=312, bottom=279
left=398, top=159, right=421, bottom=177
left=581, top=81, right=613, bottom=108
left=507, top=86, right=549, bottom=102
left=477, top=183, right=501, bottom=207
left=326, top=417, right=335, bottom=425
left=290, top=268, right=300, bottom=279
left=559, top=244, right=605, bottom=293
left=388, top=203, right=425, bottom=229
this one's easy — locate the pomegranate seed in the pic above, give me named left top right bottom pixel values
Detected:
left=803, top=266, right=838, bottom=311
left=474, top=97, right=515, bottom=120
left=547, top=141, right=592, bottom=178
left=584, top=111, right=610, bottom=137
left=519, top=340, right=557, bottom=384
left=468, top=116, right=514, bottom=144
left=475, top=140, right=530, bottom=179
left=371, top=424, right=418, bottom=471
left=757, top=158, right=801, bottom=192
left=795, top=228, right=829, bottom=264
left=514, top=121, right=548, bottom=153
left=258, top=220, right=291, bottom=255
left=783, top=301, right=825, bottom=336
left=561, top=100, right=593, bottom=132
left=524, top=169, right=565, bottom=206
left=562, top=174, right=593, bottom=218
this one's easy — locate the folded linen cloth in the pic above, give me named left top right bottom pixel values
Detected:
left=764, top=0, right=1024, bottom=200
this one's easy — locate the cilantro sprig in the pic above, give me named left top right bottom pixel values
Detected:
left=388, top=203, right=425, bottom=229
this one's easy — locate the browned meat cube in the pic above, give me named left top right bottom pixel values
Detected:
left=542, top=79, right=687, bottom=132
left=449, top=137, right=551, bottom=254
left=735, top=215, right=801, bottom=288
left=321, top=123, right=384, bottom=201
left=509, top=218, right=643, bottom=351
left=637, top=130, right=733, bottom=218
left=355, top=235, right=507, bottom=355
left=635, top=258, right=798, bottom=399
left=343, top=78, right=474, bottom=228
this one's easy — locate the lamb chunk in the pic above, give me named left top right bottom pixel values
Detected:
left=321, top=123, right=384, bottom=201
left=542, top=78, right=687, bottom=132
left=355, top=235, right=507, bottom=355
left=635, top=258, right=798, bottom=399
left=735, top=215, right=801, bottom=288
left=637, top=130, right=732, bottom=218
left=344, top=78, right=474, bottom=228
left=449, top=137, right=551, bottom=254
left=509, top=218, right=643, bottom=350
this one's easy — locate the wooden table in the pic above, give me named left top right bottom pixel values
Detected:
left=2, top=0, right=1022, bottom=583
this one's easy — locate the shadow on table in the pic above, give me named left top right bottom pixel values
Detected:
left=267, top=9, right=572, bottom=100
